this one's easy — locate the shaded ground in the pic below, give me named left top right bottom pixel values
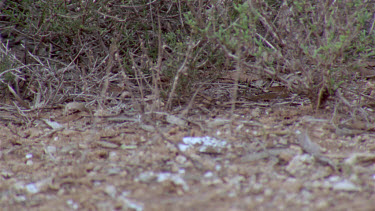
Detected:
left=1, top=92, right=375, bottom=211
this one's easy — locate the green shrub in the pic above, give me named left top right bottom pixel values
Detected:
left=185, top=0, right=375, bottom=108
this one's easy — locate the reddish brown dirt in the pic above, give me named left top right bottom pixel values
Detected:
left=1, top=102, right=375, bottom=211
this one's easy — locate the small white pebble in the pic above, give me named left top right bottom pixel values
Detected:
left=66, top=199, right=79, bottom=210
left=46, top=146, right=56, bottom=154
left=204, top=171, right=213, bottom=178
left=178, top=169, right=185, bottom=174
left=26, top=183, right=39, bottom=194
left=216, top=130, right=222, bottom=136
left=109, top=151, right=117, bottom=160
left=175, top=155, right=187, bottom=164
left=104, top=185, right=117, bottom=198
left=264, top=188, right=273, bottom=196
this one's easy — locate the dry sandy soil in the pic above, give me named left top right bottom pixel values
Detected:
left=1, top=92, right=375, bottom=211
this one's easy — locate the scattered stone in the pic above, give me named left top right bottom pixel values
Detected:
left=42, top=119, right=63, bottom=129
left=157, top=172, right=189, bottom=192
left=46, top=146, right=57, bottom=154
left=25, top=183, right=39, bottom=194
left=104, top=185, right=117, bottom=198
left=135, top=171, right=156, bottom=183
left=66, top=199, right=79, bottom=210
left=175, top=155, right=187, bottom=164
left=108, top=151, right=118, bottom=161
left=264, top=188, right=273, bottom=196
left=107, top=167, right=122, bottom=175
left=203, top=171, right=213, bottom=178
left=178, top=136, right=228, bottom=154
left=118, top=196, right=143, bottom=211
left=332, top=179, right=361, bottom=192
left=285, top=154, right=332, bottom=179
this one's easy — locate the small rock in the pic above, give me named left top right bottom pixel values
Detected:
left=157, top=172, right=189, bottom=191
left=46, top=146, right=57, bottom=154
left=179, top=136, right=228, bottom=154
left=264, top=188, right=273, bottom=196
left=107, top=167, right=122, bottom=175
left=66, top=199, right=79, bottom=210
left=332, top=180, right=360, bottom=191
left=204, top=171, right=213, bottom=178
left=135, top=171, right=156, bottom=183
left=42, top=119, right=63, bottom=129
left=25, top=183, right=39, bottom=194
left=175, top=155, right=187, bottom=164
left=104, top=185, right=117, bottom=198
left=119, top=196, right=143, bottom=211
left=108, top=151, right=118, bottom=161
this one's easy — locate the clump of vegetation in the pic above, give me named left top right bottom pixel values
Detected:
left=186, top=0, right=375, bottom=109
left=0, top=0, right=374, bottom=116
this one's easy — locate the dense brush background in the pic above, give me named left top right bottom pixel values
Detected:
left=1, top=0, right=375, bottom=118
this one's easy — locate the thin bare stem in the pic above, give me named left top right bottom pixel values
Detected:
left=166, top=43, right=192, bottom=110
